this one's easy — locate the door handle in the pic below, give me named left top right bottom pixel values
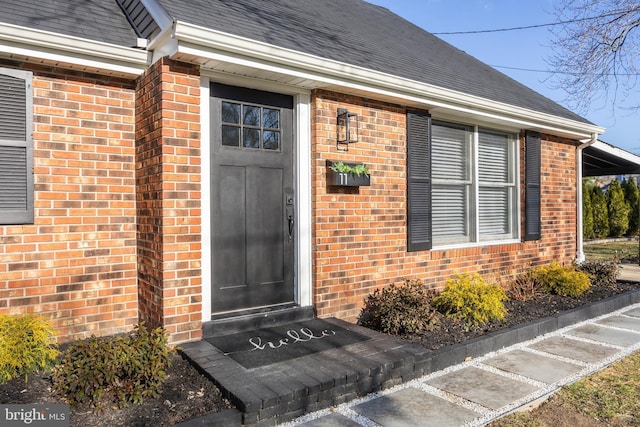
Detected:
left=286, top=207, right=294, bottom=241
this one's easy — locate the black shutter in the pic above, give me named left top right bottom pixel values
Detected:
left=0, top=70, right=33, bottom=225
left=407, top=111, right=432, bottom=251
left=525, top=131, right=541, bottom=240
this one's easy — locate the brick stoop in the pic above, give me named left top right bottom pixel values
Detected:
left=180, top=288, right=640, bottom=427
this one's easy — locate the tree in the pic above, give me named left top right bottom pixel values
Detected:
left=583, top=181, right=595, bottom=239
left=548, top=1, right=640, bottom=112
left=621, top=177, right=639, bottom=235
left=591, top=185, right=609, bottom=238
left=605, top=179, right=630, bottom=236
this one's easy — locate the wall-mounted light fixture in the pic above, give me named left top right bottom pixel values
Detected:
left=337, top=108, right=358, bottom=150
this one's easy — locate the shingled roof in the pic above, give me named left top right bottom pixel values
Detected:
left=0, top=0, right=591, bottom=126
left=155, top=0, right=591, bottom=125
left=0, top=0, right=138, bottom=47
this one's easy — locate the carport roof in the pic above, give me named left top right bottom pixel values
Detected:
left=583, top=140, right=640, bottom=177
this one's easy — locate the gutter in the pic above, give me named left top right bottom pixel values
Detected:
left=576, top=133, right=599, bottom=263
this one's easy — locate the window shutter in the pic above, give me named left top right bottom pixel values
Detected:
left=525, top=131, right=541, bottom=240
left=0, top=69, right=33, bottom=224
left=407, top=111, right=432, bottom=251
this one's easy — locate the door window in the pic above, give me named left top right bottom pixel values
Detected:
left=221, top=101, right=281, bottom=151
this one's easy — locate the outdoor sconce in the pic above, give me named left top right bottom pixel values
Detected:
left=337, top=108, right=358, bottom=150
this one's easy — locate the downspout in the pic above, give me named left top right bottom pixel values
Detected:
left=576, top=133, right=598, bottom=263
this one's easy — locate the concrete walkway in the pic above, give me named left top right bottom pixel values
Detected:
left=283, top=304, right=640, bottom=427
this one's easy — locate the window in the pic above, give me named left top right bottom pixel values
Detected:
left=0, top=68, right=33, bottom=224
left=407, top=115, right=518, bottom=250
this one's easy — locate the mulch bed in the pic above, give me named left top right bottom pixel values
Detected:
left=0, top=353, right=233, bottom=427
left=405, top=278, right=640, bottom=350
left=2, top=275, right=639, bottom=426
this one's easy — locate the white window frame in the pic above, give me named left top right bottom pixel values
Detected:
left=431, top=120, right=519, bottom=248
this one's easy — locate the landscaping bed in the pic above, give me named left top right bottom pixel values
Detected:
left=2, top=263, right=640, bottom=427
left=404, top=278, right=640, bottom=350
left=0, top=352, right=233, bottom=427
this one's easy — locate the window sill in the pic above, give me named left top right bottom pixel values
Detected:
left=431, top=238, right=521, bottom=251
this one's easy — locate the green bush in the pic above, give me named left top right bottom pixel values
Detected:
left=606, top=179, right=630, bottom=237
left=591, top=186, right=610, bottom=238
left=0, top=314, right=58, bottom=383
left=53, top=323, right=172, bottom=407
left=531, top=262, right=591, bottom=297
left=582, top=180, right=594, bottom=240
left=358, top=279, right=438, bottom=335
left=578, top=259, right=619, bottom=288
left=431, top=273, right=507, bottom=326
left=622, top=177, right=640, bottom=236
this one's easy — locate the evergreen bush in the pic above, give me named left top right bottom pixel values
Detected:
left=531, top=262, right=591, bottom=297
left=622, top=177, right=639, bottom=236
left=358, top=279, right=439, bottom=335
left=431, top=273, right=507, bottom=326
left=52, top=323, right=172, bottom=408
left=591, top=185, right=609, bottom=238
left=582, top=181, right=594, bottom=240
left=0, top=314, right=58, bottom=383
left=606, top=179, right=630, bottom=237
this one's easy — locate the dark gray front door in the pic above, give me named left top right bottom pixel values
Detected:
left=210, top=84, right=295, bottom=314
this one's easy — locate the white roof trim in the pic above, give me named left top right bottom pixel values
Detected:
left=592, top=140, right=640, bottom=165
left=165, top=20, right=604, bottom=139
left=0, top=22, right=148, bottom=76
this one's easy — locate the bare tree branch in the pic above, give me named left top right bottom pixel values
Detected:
left=548, top=0, right=640, bottom=113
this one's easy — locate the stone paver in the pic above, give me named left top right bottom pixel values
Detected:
left=529, top=336, right=618, bottom=363
left=623, top=307, right=640, bottom=318
left=351, top=387, right=479, bottom=427
left=482, top=349, right=582, bottom=384
left=596, top=315, right=640, bottom=332
left=566, top=324, right=640, bottom=347
left=425, top=366, right=540, bottom=410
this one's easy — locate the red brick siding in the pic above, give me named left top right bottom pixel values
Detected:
left=135, top=58, right=202, bottom=344
left=311, top=90, right=577, bottom=322
left=0, top=60, right=138, bottom=342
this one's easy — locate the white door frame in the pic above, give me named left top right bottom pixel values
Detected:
left=200, top=74, right=312, bottom=321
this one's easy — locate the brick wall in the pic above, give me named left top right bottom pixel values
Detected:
left=311, top=90, right=578, bottom=322
left=136, top=58, right=202, bottom=343
left=0, top=60, right=138, bottom=342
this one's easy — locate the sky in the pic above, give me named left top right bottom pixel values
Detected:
left=366, top=0, right=640, bottom=154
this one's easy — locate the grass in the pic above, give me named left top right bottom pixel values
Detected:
left=562, top=350, right=640, bottom=423
left=584, top=239, right=639, bottom=263
left=491, top=349, right=640, bottom=426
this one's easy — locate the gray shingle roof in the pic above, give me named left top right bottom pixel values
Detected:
left=0, top=0, right=138, bottom=47
left=157, top=0, right=591, bottom=125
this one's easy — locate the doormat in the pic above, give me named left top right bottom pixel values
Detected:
left=205, top=318, right=370, bottom=369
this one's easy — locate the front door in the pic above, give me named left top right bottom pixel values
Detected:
left=210, top=83, right=295, bottom=314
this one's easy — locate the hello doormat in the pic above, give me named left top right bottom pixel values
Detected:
left=205, top=318, right=370, bottom=369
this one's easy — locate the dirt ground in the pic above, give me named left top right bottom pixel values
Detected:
left=0, top=353, right=233, bottom=427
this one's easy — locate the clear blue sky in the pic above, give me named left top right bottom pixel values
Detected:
left=367, top=0, right=640, bottom=154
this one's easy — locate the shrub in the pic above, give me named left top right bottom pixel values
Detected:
left=504, top=271, right=544, bottom=302
left=622, top=177, right=639, bottom=236
left=0, top=314, right=58, bottom=383
left=53, top=323, right=172, bottom=407
left=582, top=181, right=594, bottom=240
left=531, top=262, right=591, bottom=297
left=606, top=179, right=630, bottom=237
left=591, top=186, right=609, bottom=238
left=431, top=273, right=507, bottom=326
left=578, top=259, right=619, bottom=288
left=358, top=279, right=439, bottom=335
